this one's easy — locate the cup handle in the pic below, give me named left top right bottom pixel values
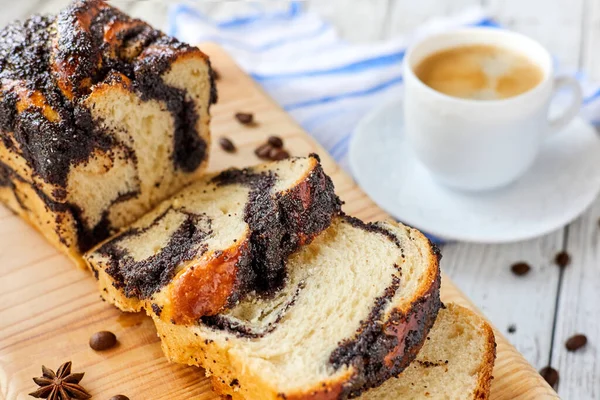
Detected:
left=548, top=76, right=583, bottom=136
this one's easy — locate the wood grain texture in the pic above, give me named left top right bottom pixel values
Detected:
left=0, top=42, right=558, bottom=400
left=486, top=0, right=585, bottom=70
left=125, top=0, right=169, bottom=30
left=305, top=0, right=393, bottom=41
left=0, top=0, right=43, bottom=28
left=551, top=195, right=600, bottom=398
left=442, top=234, right=564, bottom=371
left=387, top=0, right=481, bottom=36
left=31, top=0, right=72, bottom=16
left=581, top=0, right=600, bottom=81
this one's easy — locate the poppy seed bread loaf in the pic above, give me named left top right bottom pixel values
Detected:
left=85, top=155, right=342, bottom=325
left=0, top=0, right=216, bottom=266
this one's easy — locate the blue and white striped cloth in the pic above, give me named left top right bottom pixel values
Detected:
left=168, top=2, right=600, bottom=173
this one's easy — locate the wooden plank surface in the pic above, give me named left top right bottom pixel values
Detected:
left=0, top=0, right=43, bottom=29
left=0, top=43, right=558, bottom=400
left=387, top=0, right=482, bottom=37
left=442, top=234, right=565, bottom=370
left=551, top=196, right=600, bottom=399
left=486, top=0, right=585, bottom=70
left=582, top=0, right=600, bottom=81
left=305, top=0, right=393, bottom=41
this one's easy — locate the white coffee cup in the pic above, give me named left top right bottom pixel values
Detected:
left=403, top=28, right=583, bottom=191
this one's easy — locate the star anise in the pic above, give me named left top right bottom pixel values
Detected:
left=29, top=361, right=91, bottom=399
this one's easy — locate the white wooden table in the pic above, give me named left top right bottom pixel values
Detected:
left=2, top=1, right=599, bottom=398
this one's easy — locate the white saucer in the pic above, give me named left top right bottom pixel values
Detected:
left=349, top=98, right=600, bottom=243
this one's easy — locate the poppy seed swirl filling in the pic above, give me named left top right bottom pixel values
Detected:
left=150, top=216, right=442, bottom=400
left=86, top=155, right=343, bottom=325
left=96, top=207, right=214, bottom=299
left=198, top=217, right=442, bottom=398
left=0, top=0, right=216, bottom=256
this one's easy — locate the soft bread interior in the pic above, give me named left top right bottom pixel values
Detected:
left=81, top=53, right=213, bottom=231
left=85, top=156, right=325, bottom=319
left=85, top=171, right=252, bottom=314
left=361, top=304, right=496, bottom=400
left=155, top=217, right=440, bottom=398
left=207, top=218, right=405, bottom=389
left=206, top=304, right=496, bottom=400
left=105, top=179, right=249, bottom=264
left=88, top=155, right=316, bottom=271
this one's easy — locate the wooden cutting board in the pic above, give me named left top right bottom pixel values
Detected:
left=0, top=43, right=558, bottom=400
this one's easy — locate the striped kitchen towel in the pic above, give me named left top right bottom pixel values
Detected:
left=168, top=2, right=600, bottom=173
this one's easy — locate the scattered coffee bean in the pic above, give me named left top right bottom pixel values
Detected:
left=89, top=331, right=117, bottom=351
left=565, top=334, right=587, bottom=351
left=554, top=251, right=571, bottom=268
left=211, top=68, right=221, bottom=80
left=539, top=366, right=559, bottom=389
left=255, top=143, right=272, bottom=159
left=219, top=137, right=236, bottom=153
left=507, top=324, right=517, bottom=334
left=268, top=135, right=284, bottom=148
left=510, top=262, right=531, bottom=276
left=109, top=396, right=130, bottom=400
left=270, top=148, right=290, bottom=161
left=254, top=138, right=289, bottom=161
left=235, top=112, right=254, bottom=125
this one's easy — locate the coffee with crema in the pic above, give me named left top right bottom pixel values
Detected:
left=414, top=44, right=544, bottom=100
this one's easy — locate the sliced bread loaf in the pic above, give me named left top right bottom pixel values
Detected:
left=153, top=216, right=441, bottom=399
left=0, top=0, right=215, bottom=266
left=360, top=303, right=496, bottom=400
left=85, top=155, right=341, bottom=325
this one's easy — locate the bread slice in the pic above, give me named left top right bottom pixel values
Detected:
left=360, top=303, right=496, bottom=400
left=85, top=155, right=342, bottom=325
left=208, top=304, right=496, bottom=400
left=0, top=0, right=216, bottom=266
left=154, top=216, right=441, bottom=399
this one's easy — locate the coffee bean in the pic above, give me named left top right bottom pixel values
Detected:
left=219, top=137, right=236, bottom=153
left=507, top=324, right=517, bottom=334
left=555, top=251, right=571, bottom=268
left=235, top=112, right=254, bottom=125
left=109, top=396, right=130, bottom=400
left=539, top=366, right=559, bottom=389
left=510, top=262, right=531, bottom=276
left=270, top=148, right=290, bottom=161
left=255, top=143, right=272, bottom=159
left=268, top=147, right=280, bottom=159
left=211, top=68, right=221, bottom=80
left=89, top=331, right=117, bottom=351
left=565, top=334, right=587, bottom=351
left=267, top=136, right=284, bottom=148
